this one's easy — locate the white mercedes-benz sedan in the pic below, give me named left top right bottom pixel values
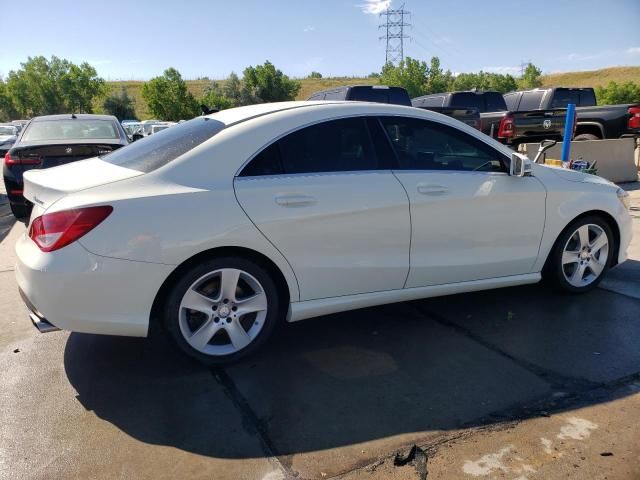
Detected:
left=16, top=101, right=632, bottom=364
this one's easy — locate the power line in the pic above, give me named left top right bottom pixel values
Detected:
left=379, top=4, right=411, bottom=65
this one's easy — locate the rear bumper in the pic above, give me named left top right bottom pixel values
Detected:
left=15, top=233, right=174, bottom=337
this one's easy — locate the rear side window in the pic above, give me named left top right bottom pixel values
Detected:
left=348, top=87, right=390, bottom=103
left=101, top=117, right=225, bottom=173
left=240, top=117, right=382, bottom=176
left=518, top=91, right=544, bottom=110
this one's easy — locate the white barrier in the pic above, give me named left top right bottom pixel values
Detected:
left=518, top=138, right=638, bottom=184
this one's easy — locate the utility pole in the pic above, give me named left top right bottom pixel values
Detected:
left=379, top=4, right=411, bottom=65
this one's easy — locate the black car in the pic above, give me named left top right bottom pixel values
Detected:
left=3, top=114, right=129, bottom=219
left=308, top=85, right=412, bottom=106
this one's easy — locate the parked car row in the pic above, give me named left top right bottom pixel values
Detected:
left=308, top=85, right=640, bottom=145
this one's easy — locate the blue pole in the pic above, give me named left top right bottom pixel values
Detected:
left=561, top=103, right=576, bottom=163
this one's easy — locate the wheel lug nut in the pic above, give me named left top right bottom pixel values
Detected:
left=212, top=305, right=217, bottom=311
left=226, top=318, right=232, bottom=323
left=214, top=317, right=219, bottom=323
left=232, top=306, right=237, bottom=312
left=223, top=299, right=229, bottom=304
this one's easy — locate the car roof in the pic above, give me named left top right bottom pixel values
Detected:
left=30, top=114, right=118, bottom=122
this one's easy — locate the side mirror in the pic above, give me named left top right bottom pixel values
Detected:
left=510, top=153, right=532, bottom=177
left=132, top=133, right=143, bottom=142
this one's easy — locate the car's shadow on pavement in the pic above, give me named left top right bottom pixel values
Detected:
left=64, top=281, right=640, bottom=459
left=0, top=194, right=16, bottom=244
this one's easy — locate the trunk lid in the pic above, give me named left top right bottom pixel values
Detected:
left=10, top=142, right=123, bottom=169
left=22, top=157, right=143, bottom=210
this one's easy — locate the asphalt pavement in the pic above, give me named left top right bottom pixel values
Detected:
left=0, top=185, right=639, bottom=480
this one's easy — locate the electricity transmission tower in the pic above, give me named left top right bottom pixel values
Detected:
left=379, top=4, right=411, bottom=65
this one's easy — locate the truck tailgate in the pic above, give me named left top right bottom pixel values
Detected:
left=512, top=109, right=567, bottom=138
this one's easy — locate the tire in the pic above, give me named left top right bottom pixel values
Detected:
left=163, top=256, right=282, bottom=365
left=543, top=215, right=615, bottom=293
left=574, top=133, right=600, bottom=141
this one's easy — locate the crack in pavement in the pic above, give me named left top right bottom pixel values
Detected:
left=211, top=367, right=294, bottom=480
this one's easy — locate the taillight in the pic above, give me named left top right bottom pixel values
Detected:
left=4, top=151, right=41, bottom=166
left=29, top=206, right=113, bottom=252
left=497, top=115, right=514, bottom=138
left=629, top=106, right=640, bottom=130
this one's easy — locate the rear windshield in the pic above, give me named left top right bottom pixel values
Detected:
left=100, top=117, right=225, bottom=173
left=23, top=119, right=119, bottom=141
left=347, top=87, right=411, bottom=106
left=551, top=89, right=597, bottom=108
left=450, top=92, right=506, bottom=112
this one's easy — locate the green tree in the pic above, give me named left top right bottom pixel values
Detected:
left=141, top=67, right=200, bottom=121
left=200, top=81, right=235, bottom=111
left=60, top=62, right=105, bottom=113
left=425, top=57, right=453, bottom=94
left=595, top=81, right=640, bottom=105
left=0, top=79, right=17, bottom=122
left=242, top=61, right=301, bottom=102
left=379, top=57, right=428, bottom=98
left=519, top=63, right=542, bottom=89
left=450, top=71, right=517, bottom=93
left=308, top=71, right=322, bottom=79
left=102, top=88, right=137, bottom=120
left=6, top=56, right=105, bottom=116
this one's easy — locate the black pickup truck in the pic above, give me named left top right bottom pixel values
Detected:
left=411, top=95, right=481, bottom=130
left=413, top=91, right=568, bottom=145
left=503, top=87, right=640, bottom=140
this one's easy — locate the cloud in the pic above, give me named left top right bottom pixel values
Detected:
left=481, top=65, right=521, bottom=75
left=628, top=47, right=640, bottom=54
left=359, top=0, right=391, bottom=14
left=433, top=36, right=452, bottom=46
left=566, top=52, right=599, bottom=62
left=303, top=26, right=316, bottom=33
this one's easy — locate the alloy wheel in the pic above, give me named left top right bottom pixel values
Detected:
left=178, top=268, right=268, bottom=356
left=561, top=224, right=609, bottom=288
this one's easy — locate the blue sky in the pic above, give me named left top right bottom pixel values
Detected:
left=1, top=0, right=639, bottom=80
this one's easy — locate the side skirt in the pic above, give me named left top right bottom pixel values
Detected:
left=287, top=273, right=541, bottom=322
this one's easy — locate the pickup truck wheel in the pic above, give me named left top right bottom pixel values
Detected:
left=574, top=133, right=600, bottom=141
left=543, top=216, right=614, bottom=293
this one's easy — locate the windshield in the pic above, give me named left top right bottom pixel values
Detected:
left=100, top=116, right=225, bottom=173
left=23, top=119, right=120, bottom=141
left=0, top=126, right=17, bottom=135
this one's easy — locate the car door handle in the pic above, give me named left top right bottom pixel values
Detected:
left=274, top=194, right=317, bottom=207
left=417, top=184, right=449, bottom=195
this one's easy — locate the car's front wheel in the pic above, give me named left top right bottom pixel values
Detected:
left=164, top=257, right=281, bottom=365
left=544, top=216, right=614, bottom=293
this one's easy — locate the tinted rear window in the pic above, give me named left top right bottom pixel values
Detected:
left=101, top=117, right=225, bottom=173
left=347, top=87, right=411, bottom=106
left=450, top=93, right=482, bottom=110
left=23, top=119, right=119, bottom=141
left=484, top=93, right=507, bottom=112
left=551, top=89, right=597, bottom=107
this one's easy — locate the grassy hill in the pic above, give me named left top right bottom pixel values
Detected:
left=107, top=66, right=640, bottom=120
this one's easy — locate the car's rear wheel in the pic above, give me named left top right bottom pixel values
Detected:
left=574, top=133, right=600, bottom=141
left=164, top=257, right=281, bottom=365
left=544, top=216, right=614, bottom=293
